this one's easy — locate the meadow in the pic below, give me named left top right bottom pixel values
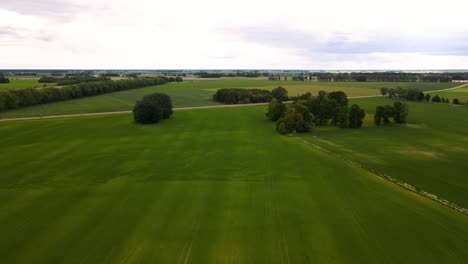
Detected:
left=1, top=106, right=468, bottom=263
left=428, top=85, right=468, bottom=103
left=298, top=97, right=468, bottom=208
left=0, top=78, right=56, bottom=90
left=0, top=79, right=459, bottom=118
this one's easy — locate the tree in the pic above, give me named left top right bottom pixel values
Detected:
left=133, top=100, right=163, bottom=124
left=432, top=95, right=441, bottom=103
left=424, top=93, right=431, bottom=102
left=271, top=86, right=288, bottom=101
left=276, top=102, right=313, bottom=134
left=393, top=101, right=408, bottom=124
left=266, top=98, right=286, bottom=121
left=328, top=91, right=348, bottom=107
left=317, top=90, right=327, bottom=102
left=380, top=87, right=388, bottom=96
left=141, top=93, right=173, bottom=119
left=382, top=105, right=394, bottom=124
left=453, top=98, right=460, bottom=105
left=349, top=104, right=365, bottom=128
left=0, top=73, right=10, bottom=84
left=374, top=105, right=384, bottom=125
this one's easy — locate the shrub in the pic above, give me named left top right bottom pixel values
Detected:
left=453, top=98, right=460, bottom=105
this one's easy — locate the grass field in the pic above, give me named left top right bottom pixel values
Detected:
left=428, top=85, right=468, bottom=103
left=1, top=107, right=468, bottom=263
left=0, top=80, right=459, bottom=119
left=298, top=97, right=468, bottom=208
left=0, top=79, right=56, bottom=90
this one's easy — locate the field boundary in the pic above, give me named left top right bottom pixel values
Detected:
left=291, top=136, right=468, bottom=216
left=0, top=95, right=381, bottom=122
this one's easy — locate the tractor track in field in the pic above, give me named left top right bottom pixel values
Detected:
left=290, top=136, right=468, bottom=217
left=0, top=84, right=466, bottom=122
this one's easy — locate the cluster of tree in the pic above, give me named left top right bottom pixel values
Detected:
left=380, top=87, right=424, bottom=101
left=213, top=88, right=271, bottom=104
left=266, top=90, right=366, bottom=134
left=133, top=93, right=173, bottom=124
left=197, top=71, right=268, bottom=78
left=311, top=72, right=468, bottom=82
left=0, top=73, right=10, bottom=83
left=374, top=102, right=409, bottom=125
left=428, top=94, right=461, bottom=105
left=0, top=77, right=175, bottom=111
left=38, top=75, right=111, bottom=85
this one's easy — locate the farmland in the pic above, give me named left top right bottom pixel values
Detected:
left=298, top=96, right=468, bottom=208
left=428, top=85, right=468, bottom=103
left=1, top=106, right=468, bottom=263
left=0, top=80, right=460, bottom=119
left=0, top=78, right=56, bottom=90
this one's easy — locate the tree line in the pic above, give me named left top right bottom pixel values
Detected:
left=0, top=73, right=9, bottom=83
left=38, top=75, right=111, bottom=85
left=380, top=87, right=424, bottom=101
left=197, top=71, right=268, bottom=78
left=266, top=90, right=367, bottom=134
left=0, top=77, right=177, bottom=111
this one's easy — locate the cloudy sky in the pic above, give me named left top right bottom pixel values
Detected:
left=1, top=0, right=468, bottom=69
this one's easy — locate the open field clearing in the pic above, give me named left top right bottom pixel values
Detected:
left=0, top=80, right=459, bottom=119
left=1, top=106, right=468, bottom=263
left=428, top=85, right=468, bottom=103
left=298, top=97, right=468, bottom=208
left=0, top=79, right=56, bottom=90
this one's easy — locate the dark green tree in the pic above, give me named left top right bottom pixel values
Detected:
left=424, top=93, right=431, bottom=102
left=133, top=100, right=163, bottom=124
left=349, top=104, right=365, bottom=128
left=142, top=93, right=173, bottom=119
left=393, top=101, right=408, bottom=124
left=271, top=86, right=288, bottom=101
left=266, top=98, right=286, bottom=121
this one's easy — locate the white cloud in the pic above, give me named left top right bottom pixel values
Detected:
left=1, top=0, right=468, bottom=69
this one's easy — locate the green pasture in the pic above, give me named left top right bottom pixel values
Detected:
left=428, top=85, right=468, bottom=103
left=298, top=97, right=468, bottom=208
left=0, top=106, right=467, bottom=263
left=0, top=79, right=55, bottom=90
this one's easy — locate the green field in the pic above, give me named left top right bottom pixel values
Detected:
left=0, top=80, right=460, bottom=119
left=428, top=85, right=468, bottom=103
left=1, top=106, right=468, bottom=263
left=298, top=97, right=468, bottom=208
left=0, top=79, right=56, bottom=90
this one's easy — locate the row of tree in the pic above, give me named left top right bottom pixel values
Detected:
left=380, top=87, right=424, bottom=101
left=197, top=71, right=268, bottom=78
left=133, top=93, right=173, bottom=124
left=0, top=77, right=175, bottom=111
left=267, top=90, right=366, bottom=134
left=311, top=72, right=467, bottom=82
left=374, top=102, right=409, bottom=125
left=0, top=73, right=9, bottom=83
left=38, top=75, right=111, bottom=85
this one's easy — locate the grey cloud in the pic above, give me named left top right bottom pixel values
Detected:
left=234, top=26, right=468, bottom=56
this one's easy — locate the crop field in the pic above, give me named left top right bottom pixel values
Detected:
left=0, top=79, right=56, bottom=90
left=428, top=85, right=468, bottom=103
left=298, top=96, right=468, bottom=208
left=1, top=106, right=468, bottom=263
left=0, top=79, right=459, bottom=119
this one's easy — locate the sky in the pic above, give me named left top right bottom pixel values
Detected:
left=1, top=0, right=468, bottom=70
